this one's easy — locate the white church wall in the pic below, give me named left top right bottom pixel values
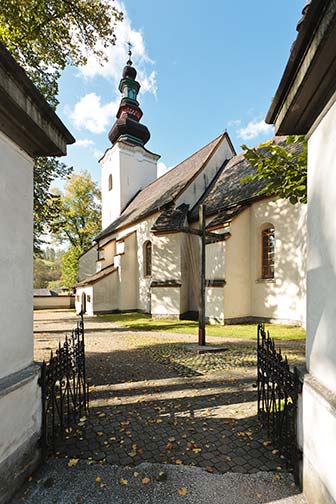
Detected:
left=117, top=232, right=138, bottom=310
left=101, top=142, right=159, bottom=229
left=301, top=96, right=336, bottom=504
left=250, top=198, right=306, bottom=325
left=0, top=132, right=33, bottom=380
left=136, top=214, right=160, bottom=312
left=75, top=286, right=93, bottom=316
left=93, top=273, right=119, bottom=313
left=0, top=131, right=42, bottom=503
left=151, top=287, right=181, bottom=318
left=0, top=372, right=41, bottom=467
left=224, top=209, right=252, bottom=320
left=206, top=287, right=224, bottom=323
left=175, top=136, right=234, bottom=209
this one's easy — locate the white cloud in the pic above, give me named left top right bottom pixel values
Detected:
left=69, top=93, right=119, bottom=134
left=157, top=162, right=171, bottom=178
left=74, top=138, right=94, bottom=148
left=78, top=1, right=157, bottom=96
left=238, top=119, right=273, bottom=140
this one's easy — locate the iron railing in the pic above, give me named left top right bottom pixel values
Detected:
left=257, top=323, right=302, bottom=484
left=39, top=312, right=89, bottom=455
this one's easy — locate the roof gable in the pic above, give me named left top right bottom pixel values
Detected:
left=96, top=132, right=230, bottom=239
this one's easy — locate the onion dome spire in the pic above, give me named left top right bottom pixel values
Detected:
left=108, top=43, right=150, bottom=147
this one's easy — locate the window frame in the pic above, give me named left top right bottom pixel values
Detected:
left=261, top=227, right=275, bottom=279
left=144, top=241, right=152, bottom=277
left=108, top=174, right=113, bottom=191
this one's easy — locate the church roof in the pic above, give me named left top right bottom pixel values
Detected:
left=75, top=264, right=117, bottom=287
left=189, top=136, right=303, bottom=227
left=96, top=132, right=229, bottom=240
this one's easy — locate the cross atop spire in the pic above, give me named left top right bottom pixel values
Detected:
left=127, top=41, right=133, bottom=66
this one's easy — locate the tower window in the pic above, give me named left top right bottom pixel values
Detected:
left=144, top=241, right=152, bottom=277
left=108, top=174, right=113, bottom=191
left=261, top=227, right=275, bottom=279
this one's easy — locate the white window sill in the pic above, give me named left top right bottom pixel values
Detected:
left=256, top=278, right=276, bottom=284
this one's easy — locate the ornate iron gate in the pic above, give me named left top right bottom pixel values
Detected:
left=39, top=312, right=89, bottom=455
left=257, top=323, right=302, bottom=484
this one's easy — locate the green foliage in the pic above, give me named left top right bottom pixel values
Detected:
left=0, top=0, right=122, bottom=248
left=34, top=158, right=73, bottom=253
left=100, top=312, right=306, bottom=341
left=61, top=246, right=83, bottom=289
left=0, top=0, right=123, bottom=106
left=51, top=170, right=101, bottom=250
left=33, top=248, right=63, bottom=288
left=241, top=135, right=307, bottom=204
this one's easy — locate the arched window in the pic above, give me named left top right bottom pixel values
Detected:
left=108, top=174, right=113, bottom=191
left=144, top=241, right=152, bottom=277
left=261, top=226, right=275, bottom=279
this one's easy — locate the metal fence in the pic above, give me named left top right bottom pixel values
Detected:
left=257, top=323, right=302, bottom=484
left=39, top=312, right=89, bottom=455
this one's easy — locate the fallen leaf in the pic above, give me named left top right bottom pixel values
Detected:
left=205, top=466, right=214, bottom=473
left=95, top=477, right=102, bottom=483
left=142, top=477, right=151, bottom=485
left=275, top=474, right=281, bottom=480
left=133, top=472, right=139, bottom=477
left=166, top=442, right=174, bottom=450
left=272, top=449, right=280, bottom=455
left=263, top=441, right=272, bottom=447
left=96, top=432, right=104, bottom=437
left=175, top=459, right=183, bottom=465
left=178, top=487, right=188, bottom=496
left=27, top=476, right=33, bottom=482
left=119, top=478, right=128, bottom=485
left=156, top=471, right=167, bottom=482
left=68, top=459, right=79, bottom=467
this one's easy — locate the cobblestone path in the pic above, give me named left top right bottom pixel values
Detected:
left=34, top=311, right=304, bottom=475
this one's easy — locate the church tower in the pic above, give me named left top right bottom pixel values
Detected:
left=100, top=47, right=160, bottom=229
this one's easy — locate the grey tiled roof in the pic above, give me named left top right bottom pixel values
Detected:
left=151, top=203, right=189, bottom=233
left=96, top=133, right=226, bottom=240
left=191, top=136, right=303, bottom=224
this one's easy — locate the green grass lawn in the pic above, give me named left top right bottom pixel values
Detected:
left=100, top=312, right=306, bottom=340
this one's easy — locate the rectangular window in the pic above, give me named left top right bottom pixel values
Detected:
left=262, top=228, right=275, bottom=279
left=98, top=248, right=105, bottom=261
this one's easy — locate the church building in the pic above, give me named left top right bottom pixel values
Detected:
left=75, top=51, right=306, bottom=326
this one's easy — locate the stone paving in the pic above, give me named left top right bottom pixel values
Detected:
left=34, top=310, right=305, bottom=475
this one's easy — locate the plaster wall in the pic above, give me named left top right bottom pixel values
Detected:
left=0, top=132, right=33, bottom=380
left=224, top=210, right=251, bottom=319
left=176, top=137, right=234, bottom=209
left=34, top=296, right=75, bottom=310
left=307, top=98, right=336, bottom=390
left=75, top=286, right=93, bottom=316
left=151, top=287, right=181, bottom=317
left=93, top=273, right=118, bottom=313
left=99, top=239, right=116, bottom=269
left=206, top=288, right=224, bottom=323
left=302, top=377, right=336, bottom=503
left=0, top=373, right=41, bottom=466
left=101, top=142, right=158, bottom=229
left=78, top=246, right=97, bottom=281
left=117, top=233, right=138, bottom=310
left=250, top=198, right=306, bottom=324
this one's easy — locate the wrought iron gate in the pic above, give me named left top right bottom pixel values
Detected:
left=39, top=312, right=89, bottom=455
left=257, top=323, right=302, bottom=484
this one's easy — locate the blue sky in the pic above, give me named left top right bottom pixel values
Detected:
left=57, top=0, right=304, bottom=183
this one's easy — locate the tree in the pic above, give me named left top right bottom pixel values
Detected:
left=0, top=0, right=123, bottom=106
left=241, top=135, right=307, bottom=204
left=0, top=0, right=122, bottom=249
left=61, top=247, right=83, bottom=290
left=51, top=170, right=101, bottom=251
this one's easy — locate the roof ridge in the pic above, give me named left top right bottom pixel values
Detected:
left=143, top=132, right=225, bottom=190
